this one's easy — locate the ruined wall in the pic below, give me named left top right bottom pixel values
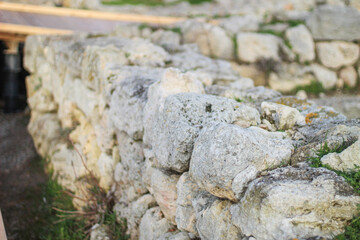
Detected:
left=24, top=30, right=360, bottom=240
left=106, top=4, right=360, bottom=94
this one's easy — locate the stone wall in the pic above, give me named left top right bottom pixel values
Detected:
left=24, top=31, right=360, bottom=239
left=105, top=4, right=360, bottom=94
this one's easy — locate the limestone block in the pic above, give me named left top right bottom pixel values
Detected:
left=81, top=45, right=128, bottom=91
left=261, top=102, right=306, bottom=130
left=110, top=73, right=157, bottom=140
left=190, top=123, right=293, bottom=201
left=236, top=33, right=282, bottom=63
left=196, top=200, right=243, bottom=240
left=153, top=93, right=260, bottom=172
left=182, top=20, right=234, bottom=60
left=143, top=68, right=205, bottom=147
left=175, top=172, right=200, bottom=235
left=340, top=66, right=358, bottom=88
left=116, top=131, right=147, bottom=195
left=230, top=167, right=360, bottom=240
left=139, top=207, right=175, bottom=240
left=285, top=24, right=315, bottom=62
left=317, top=41, right=359, bottom=69
left=150, top=168, right=180, bottom=224
left=311, top=64, right=337, bottom=90
left=306, top=5, right=360, bottom=41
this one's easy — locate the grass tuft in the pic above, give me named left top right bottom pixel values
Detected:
left=293, top=80, right=324, bottom=96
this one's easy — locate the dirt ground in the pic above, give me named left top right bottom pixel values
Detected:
left=0, top=111, right=48, bottom=240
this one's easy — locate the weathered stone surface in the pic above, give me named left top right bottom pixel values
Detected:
left=170, top=51, right=240, bottom=85
left=317, top=41, right=359, bottom=69
left=114, top=162, right=142, bottom=204
left=139, top=207, right=175, bottom=240
left=27, top=88, right=58, bottom=113
left=285, top=24, right=315, bottom=62
left=206, top=85, right=281, bottom=104
left=97, top=152, right=117, bottom=190
left=157, top=231, right=191, bottom=240
left=311, top=63, right=337, bottom=90
left=313, top=96, right=360, bottom=119
left=321, top=139, right=360, bottom=172
left=176, top=172, right=200, bottom=235
left=143, top=68, right=205, bottom=147
left=92, top=109, right=116, bottom=152
left=110, top=72, right=158, bottom=140
left=270, top=96, right=347, bottom=125
left=306, top=5, right=360, bottom=41
left=231, top=63, right=267, bottom=86
left=291, top=123, right=360, bottom=165
left=62, top=78, right=98, bottom=118
left=219, top=15, right=260, bottom=35
left=28, top=112, right=62, bottom=156
left=181, top=21, right=234, bottom=60
left=68, top=119, right=101, bottom=175
left=230, top=166, right=360, bottom=240
left=340, top=66, right=358, bottom=88
left=236, top=33, right=282, bottom=63
left=268, top=63, right=313, bottom=92
left=196, top=200, right=243, bottom=240
left=153, top=93, right=260, bottom=172
left=124, top=38, right=170, bottom=67
left=116, top=131, right=147, bottom=196
left=150, top=168, right=180, bottom=224
left=81, top=45, right=128, bottom=91
left=190, top=123, right=293, bottom=201
left=150, top=29, right=181, bottom=49
left=261, top=102, right=306, bottom=130
left=114, top=194, right=157, bottom=240
left=90, top=224, right=110, bottom=240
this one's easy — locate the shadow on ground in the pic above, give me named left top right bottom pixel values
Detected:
left=0, top=111, right=48, bottom=240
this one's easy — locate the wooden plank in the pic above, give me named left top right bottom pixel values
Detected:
left=0, top=2, right=185, bottom=25
left=0, top=23, right=73, bottom=36
left=0, top=32, right=26, bottom=42
left=0, top=210, right=7, bottom=240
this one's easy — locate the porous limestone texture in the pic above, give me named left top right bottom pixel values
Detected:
left=231, top=167, right=360, bottom=240
left=139, top=207, right=175, bottom=240
left=190, top=123, right=293, bottom=201
left=152, top=93, right=260, bottom=172
left=25, top=33, right=360, bottom=240
left=261, top=102, right=306, bottom=130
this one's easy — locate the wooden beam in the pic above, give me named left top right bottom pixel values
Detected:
left=0, top=2, right=185, bottom=25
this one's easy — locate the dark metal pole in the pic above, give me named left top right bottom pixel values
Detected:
left=3, top=51, right=21, bottom=113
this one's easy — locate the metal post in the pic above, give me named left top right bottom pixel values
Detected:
left=3, top=44, right=21, bottom=113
